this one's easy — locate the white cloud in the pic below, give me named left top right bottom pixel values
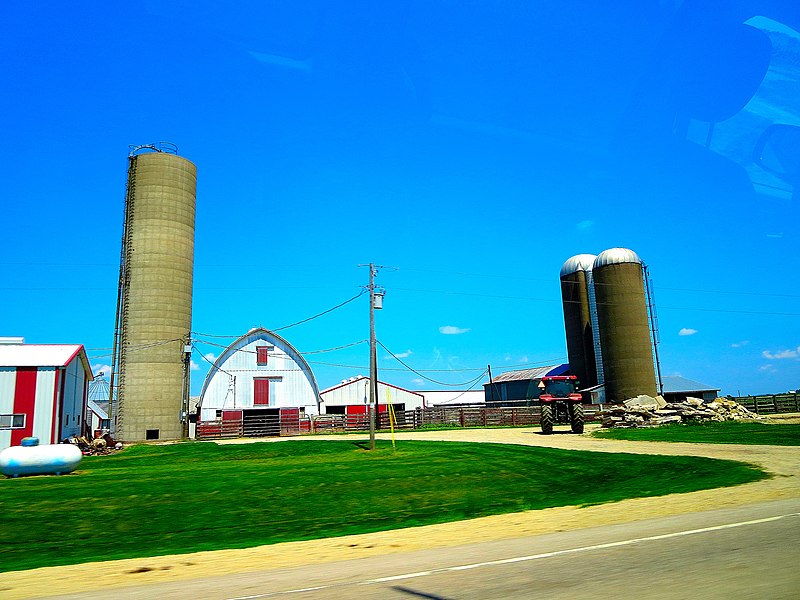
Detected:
left=439, top=325, right=470, bottom=335
left=759, top=364, right=776, bottom=372
left=731, top=341, right=749, bottom=348
left=411, top=378, right=424, bottom=385
left=678, top=328, right=698, bottom=336
left=91, top=364, right=113, bottom=378
left=576, top=219, right=594, bottom=230
left=394, top=349, right=413, bottom=359
left=190, top=360, right=201, bottom=371
left=762, top=347, right=800, bottom=360
left=204, top=352, right=217, bottom=363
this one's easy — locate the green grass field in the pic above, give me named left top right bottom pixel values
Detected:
left=592, top=421, right=800, bottom=445
left=0, top=439, right=767, bottom=572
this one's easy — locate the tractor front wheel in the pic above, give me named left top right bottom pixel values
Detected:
left=570, top=403, right=584, bottom=434
left=540, top=404, right=553, bottom=434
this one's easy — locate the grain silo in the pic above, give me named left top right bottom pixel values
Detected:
left=592, top=248, right=657, bottom=401
left=110, top=143, right=197, bottom=442
left=559, top=254, right=600, bottom=390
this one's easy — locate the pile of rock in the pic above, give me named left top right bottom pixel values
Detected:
left=600, top=395, right=761, bottom=428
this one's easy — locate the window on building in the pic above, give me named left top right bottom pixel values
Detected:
left=145, top=429, right=160, bottom=440
left=256, top=346, right=269, bottom=365
left=0, top=414, right=25, bottom=429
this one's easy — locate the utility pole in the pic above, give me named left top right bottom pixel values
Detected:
left=369, top=264, right=377, bottom=450
left=360, top=263, right=386, bottom=450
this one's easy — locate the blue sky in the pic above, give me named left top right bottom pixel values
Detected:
left=1, top=2, right=798, bottom=397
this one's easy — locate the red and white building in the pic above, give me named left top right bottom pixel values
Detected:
left=0, top=343, right=93, bottom=450
left=320, top=376, right=425, bottom=416
left=196, top=328, right=320, bottom=437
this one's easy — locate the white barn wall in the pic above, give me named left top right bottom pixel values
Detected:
left=0, top=368, right=15, bottom=449
left=199, top=329, right=320, bottom=421
left=32, top=368, right=56, bottom=442
left=62, top=358, right=86, bottom=439
left=320, top=377, right=425, bottom=411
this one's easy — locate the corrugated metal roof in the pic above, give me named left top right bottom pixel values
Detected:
left=661, top=376, right=719, bottom=394
left=320, top=376, right=424, bottom=398
left=490, top=364, right=567, bottom=383
left=87, top=399, right=108, bottom=419
left=0, top=344, right=85, bottom=368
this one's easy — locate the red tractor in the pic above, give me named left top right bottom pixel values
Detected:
left=538, top=375, right=584, bottom=434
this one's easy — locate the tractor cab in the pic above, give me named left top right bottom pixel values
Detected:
left=539, top=375, right=581, bottom=401
left=538, top=375, right=584, bottom=434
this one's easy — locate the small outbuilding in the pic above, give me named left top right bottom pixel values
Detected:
left=0, top=343, right=93, bottom=450
left=661, top=376, right=720, bottom=403
left=484, top=364, right=570, bottom=405
left=320, top=377, right=425, bottom=417
left=197, top=328, right=321, bottom=437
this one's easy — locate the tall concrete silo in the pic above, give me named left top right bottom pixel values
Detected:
left=111, top=143, right=197, bottom=442
left=592, top=248, right=657, bottom=401
left=559, top=254, right=599, bottom=390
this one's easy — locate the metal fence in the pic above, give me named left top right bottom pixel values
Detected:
left=730, top=393, right=799, bottom=415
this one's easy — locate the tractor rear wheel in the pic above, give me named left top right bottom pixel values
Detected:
left=570, top=402, right=584, bottom=434
left=540, top=404, right=553, bottom=434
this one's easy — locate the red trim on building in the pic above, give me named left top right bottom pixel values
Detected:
left=51, top=369, right=62, bottom=444
left=254, top=378, right=270, bottom=405
left=11, top=368, right=37, bottom=446
left=63, top=345, right=84, bottom=367
left=222, top=410, right=243, bottom=421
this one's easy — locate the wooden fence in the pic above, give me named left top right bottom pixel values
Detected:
left=730, top=393, right=800, bottom=415
left=196, top=405, right=603, bottom=439
left=308, top=404, right=603, bottom=434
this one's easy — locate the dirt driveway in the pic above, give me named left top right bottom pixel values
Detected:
left=4, top=425, right=799, bottom=599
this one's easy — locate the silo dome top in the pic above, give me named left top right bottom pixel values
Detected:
left=560, top=254, right=597, bottom=277
left=594, top=247, right=642, bottom=268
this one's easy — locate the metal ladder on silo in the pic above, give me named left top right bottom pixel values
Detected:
left=643, top=264, right=664, bottom=396
left=109, top=154, right=137, bottom=435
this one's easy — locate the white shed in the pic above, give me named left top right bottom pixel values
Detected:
left=320, top=377, right=425, bottom=415
left=197, top=328, right=320, bottom=437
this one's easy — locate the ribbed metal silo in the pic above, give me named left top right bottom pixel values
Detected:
left=593, top=248, right=657, bottom=401
left=559, top=254, right=599, bottom=390
left=111, top=144, right=197, bottom=442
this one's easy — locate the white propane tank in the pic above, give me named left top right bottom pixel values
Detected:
left=0, top=437, right=82, bottom=477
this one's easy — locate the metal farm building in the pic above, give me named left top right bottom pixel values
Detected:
left=0, top=344, right=93, bottom=450
left=320, top=377, right=424, bottom=426
left=196, top=328, right=320, bottom=438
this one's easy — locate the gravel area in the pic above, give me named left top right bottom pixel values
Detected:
left=4, top=424, right=798, bottom=599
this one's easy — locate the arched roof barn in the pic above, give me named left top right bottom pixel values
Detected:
left=198, top=328, right=320, bottom=422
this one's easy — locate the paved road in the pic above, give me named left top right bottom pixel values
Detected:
left=46, top=498, right=800, bottom=600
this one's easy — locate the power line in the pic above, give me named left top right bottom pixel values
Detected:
left=378, top=340, right=489, bottom=387
left=190, top=290, right=366, bottom=340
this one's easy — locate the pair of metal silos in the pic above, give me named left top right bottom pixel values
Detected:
left=560, top=248, right=658, bottom=402
left=110, top=144, right=197, bottom=442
